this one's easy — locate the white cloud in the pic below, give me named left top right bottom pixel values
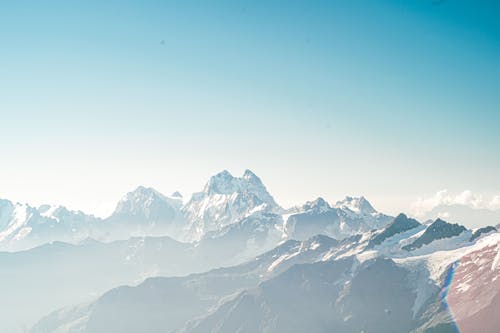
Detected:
left=490, top=196, right=500, bottom=210
left=411, top=190, right=500, bottom=217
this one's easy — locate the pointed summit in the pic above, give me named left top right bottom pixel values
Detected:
left=203, top=170, right=236, bottom=194
left=302, top=197, right=331, bottom=212
left=202, top=169, right=270, bottom=197
left=242, top=169, right=262, bottom=184
left=182, top=169, right=281, bottom=241
left=368, top=213, right=421, bottom=248
left=171, top=191, right=183, bottom=199
left=243, top=169, right=256, bottom=177
left=392, top=213, right=421, bottom=229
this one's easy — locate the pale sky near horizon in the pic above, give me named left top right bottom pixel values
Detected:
left=0, top=0, right=499, bottom=217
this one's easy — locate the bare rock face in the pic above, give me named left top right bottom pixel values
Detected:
left=403, top=219, right=466, bottom=251
left=368, top=213, right=421, bottom=248
left=469, top=225, right=497, bottom=242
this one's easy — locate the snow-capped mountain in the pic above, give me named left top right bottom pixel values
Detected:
left=105, top=186, right=185, bottom=240
left=111, top=186, right=183, bottom=220
left=0, top=199, right=100, bottom=251
left=181, top=169, right=282, bottom=241
left=0, top=186, right=185, bottom=251
left=283, top=196, right=392, bottom=241
left=0, top=170, right=399, bottom=252
left=334, top=195, right=377, bottom=214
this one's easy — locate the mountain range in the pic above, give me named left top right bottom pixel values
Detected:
left=0, top=170, right=498, bottom=333
left=0, top=170, right=395, bottom=252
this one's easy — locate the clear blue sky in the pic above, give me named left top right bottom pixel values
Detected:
left=0, top=0, right=499, bottom=217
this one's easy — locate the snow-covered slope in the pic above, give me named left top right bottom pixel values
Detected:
left=396, top=232, right=500, bottom=333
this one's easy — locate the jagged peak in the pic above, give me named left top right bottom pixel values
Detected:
left=426, top=218, right=467, bottom=233
left=334, top=196, right=376, bottom=214
left=122, top=186, right=183, bottom=202
left=402, top=217, right=467, bottom=251
left=302, top=197, right=331, bottom=211
left=203, top=169, right=268, bottom=195
left=242, top=169, right=261, bottom=183
left=203, top=170, right=236, bottom=194
left=211, top=169, right=234, bottom=181
left=470, top=225, right=497, bottom=242
left=171, top=191, right=183, bottom=198
left=386, top=213, right=421, bottom=232
left=392, top=213, right=421, bottom=226
left=129, top=185, right=163, bottom=196
left=113, top=186, right=181, bottom=216
left=432, top=218, right=452, bottom=227
left=118, top=186, right=164, bottom=205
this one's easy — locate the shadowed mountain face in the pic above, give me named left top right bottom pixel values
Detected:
left=31, top=230, right=500, bottom=333
left=30, top=234, right=345, bottom=333
left=84, top=277, right=212, bottom=333
left=0, top=236, right=196, bottom=333
left=183, top=258, right=357, bottom=333
left=368, top=213, right=421, bottom=248
left=183, top=258, right=418, bottom=333
left=469, top=225, right=497, bottom=242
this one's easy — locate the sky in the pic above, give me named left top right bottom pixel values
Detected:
left=0, top=0, right=499, bottom=218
